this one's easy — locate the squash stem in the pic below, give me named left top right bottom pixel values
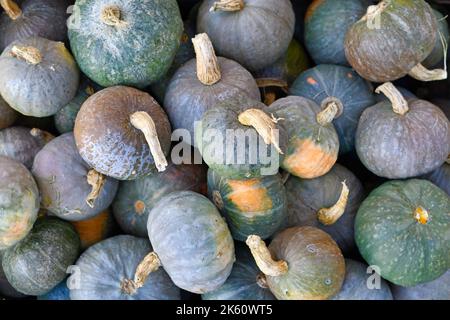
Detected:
left=375, top=82, right=409, bottom=115
left=317, top=98, right=342, bottom=126
left=86, top=169, right=106, bottom=208
left=29, top=128, right=55, bottom=143
left=0, top=0, right=21, bottom=20
left=317, top=181, right=349, bottom=226
left=10, top=46, right=42, bottom=65
left=414, top=207, right=429, bottom=225
left=246, top=235, right=288, bottom=277
left=210, top=0, right=244, bottom=12
left=130, top=111, right=168, bottom=172
left=120, top=252, right=161, bottom=295
left=192, top=33, right=221, bottom=85
left=360, top=1, right=388, bottom=24
left=408, top=63, right=447, bottom=82
left=238, top=109, right=284, bottom=154
left=100, top=5, right=127, bottom=27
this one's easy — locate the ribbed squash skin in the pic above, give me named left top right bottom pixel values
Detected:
left=0, top=97, right=17, bottom=130
left=391, top=270, right=450, bottom=300
left=355, top=179, right=450, bottom=287
left=2, top=218, right=80, bottom=296
left=68, top=0, right=183, bottom=88
left=148, top=191, right=235, bottom=294
left=207, top=169, right=287, bottom=242
left=0, top=156, right=39, bottom=250
left=290, top=64, right=375, bottom=154
left=70, top=235, right=180, bottom=300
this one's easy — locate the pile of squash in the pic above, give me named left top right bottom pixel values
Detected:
left=0, top=0, right=449, bottom=301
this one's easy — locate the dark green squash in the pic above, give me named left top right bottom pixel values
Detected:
left=246, top=226, right=345, bottom=300
left=202, top=244, right=275, bottom=300
left=0, top=37, right=80, bottom=117
left=285, top=163, right=364, bottom=254
left=267, top=96, right=339, bottom=179
left=67, top=0, right=183, bottom=88
left=355, top=179, right=450, bottom=287
left=1, top=217, right=80, bottom=296
left=147, top=191, right=235, bottom=294
left=164, top=33, right=260, bottom=143
left=0, top=96, right=17, bottom=129
left=0, top=252, right=27, bottom=298
left=391, top=270, right=450, bottom=300
left=0, top=156, right=39, bottom=250
left=290, top=64, right=376, bottom=155
left=197, top=0, right=295, bottom=71
left=37, top=280, right=70, bottom=300
left=422, top=8, right=450, bottom=69
left=70, top=235, right=180, bottom=300
left=356, top=82, right=450, bottom=179
left=113, top=162, right=207, bottom=237
left=74, top=86, right=172, bottom=180
left=207, top=169, right=287, bottom=242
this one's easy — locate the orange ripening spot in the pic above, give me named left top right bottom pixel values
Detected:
left=134, top=200, right=146, bottom=215
left=305, top=0, right=326, bottom=21
left=307, top=77, right=318, bottom=85
left=0, top=218, right=29, bottom=247
left=72, top=210, right=110, bottom=249
left=347, top=73, right=353, bottom=79
left=227, top=179, right=273, bottom=213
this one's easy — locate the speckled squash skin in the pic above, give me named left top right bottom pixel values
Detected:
left=290, top=64, right=375, bottom=155
left=74, top=86, right=172, bottom=180
left=345, top=0, right=437, bottom=82
left=2, top=218, right=80, bottom=296
left=70, top=235, right=180, bottom=300
left=356, top=98, right=450, bottom=179
left=113, top=162, right=207, bottom=237
left=0, top=96, right=17, bottom=129
left=355, top=179, right=450, bottom=287
left=265, top=226, right=345, bottom=300
left=332, top=259, right=393, bottom=300
left=304, top=0, right=368, bottom=66
left=32, top=133, right=118, bottom=221
left=202, top=244, right=275, bottom=300
left=0, top=0, right=71, bottom=51
left=37, top=280, right=70, bottom=300
left=423, top=9, right=450, bottom=69
left=197, top=0, right=295, bottom=71
left=196, top=96, right=288, bottom=179
left=0, top=156, right=39, bottom=250
left=148, top=191, right=235, bottom=294
left=391, top=270, right=450, bottom=300
left=0, top=253, right=27, bottom=298
left=0, top=126, right=47, bottom=169
left=285, top=163, right=364, bottom=254
left=68, top=0, right=183, bottom=88
left=207, top=169, right=287, bottom=242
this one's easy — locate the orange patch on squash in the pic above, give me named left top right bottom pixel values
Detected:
left=307, top=77, right=318, bottom=85
left=134, top=200, right=146, bottom=215
left=0, top=218, right=30, bottom=248
left=72, top=210, right=110, bottom=249
left=305, top=0, right=325, bottom=21
left=283, top=139, right=337, bottom=179
left=227, top=180, right=273, bottom=213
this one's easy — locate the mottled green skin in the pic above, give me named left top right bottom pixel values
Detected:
left=0, top=97, right=17, bottom=130
left=68, top=0, right=183, bottom=88
left=0, top=252, right=27, bottom=298
left=0, top=156, right=39, bottom=250
left=355, top=179, right=450, bottom=287
left=148, top=191, right=235, bottom=294
left=207, top=169, right=287, bottom=242
left=392, top=270, right=450, bottom=300
left=423, top=9, right=450, bottom=68
left=2, top=218, right=80, bottom=296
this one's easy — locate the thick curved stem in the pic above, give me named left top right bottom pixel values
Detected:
left=238, top=109, right=284, bottom=154
left=121, top=252, right=161, bottom=295
left=0, top=0, right=21, bottom=20
left=414, top=207, right=429, bottom=225
left=130, top=112, right=168, bottom=172
left=192, top=33, right=221, bottom=85
left=360, top=1, right=388, bottom=24
left=317, top=181, right=349, bottom=226
left=317, top=101, right=340, bottom=126
left=408, top=63, right=447, bottom=82
left=11, top=46, right=42, bottom=65
left=29, top=128, right=54, bottom=143
left=210, top=0, right=244, bottom=12
left=375, top=82, right=409, bottom=115
left=100, top=5, right=127, bottom=27
left=86, top=169, right=106, bottom=208
left=246, top=235, right=288, bottom=277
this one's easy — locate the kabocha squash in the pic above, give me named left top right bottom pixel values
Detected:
left=207, top=169, right=287, bottom=241
left=423, top=9, right=450, bottom=69
left=0, top=37, right=79, bottom=117
left=355, top=179, right=450, bottom=287
left=74, top=86, right=172, bottom=180
left=196, top=95, right=288, bottom=179
left=304, top=0, right=368, bottom=66
left=197, top=0, right=295, bottom=71
left=356, top=83, right=450, bottom=179
left=423, top=156, right=450, bottom=195
left=147, top=191, right=235, bottom=294
left=0, top=0, right=70, bottom=51
left=2, top=217, right=80, bottom=296
left=67, top=0, right=183, bottom=88
left=164, top=33, right=260, bottom=142
left=32, top=133, right=118, bottom=222
left=345, top=0, right=447, bottom=82
left=391, top=270, right=450, bottom=300
left=38, top=280, right=70, bottom=300
left=70, top=235, right=180, bottom=300
left=285, top=163, right=365, bottom=254
left=246, top=226, right=345, bottom=300
left=0, top=156, right=39, bottom=250
left=267, top=96, right=339, bottom=179
left=0, top=96, right=17, bottom=130
left=0, top=253, right=27, bottom=298
left=375, top=86, right=416, bottom=103
left=202, top=244, right=275, bottom=300
left=290, top=64, right=376, bottom=154
left=113, top=162, right=207, bottom=237
left=332, top=259, right=393, bottom=300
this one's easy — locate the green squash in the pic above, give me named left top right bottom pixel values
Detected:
left=2, top=217, right=80, bottom=296
left=391, top=270, right=450, bottom=300
left=68, top=0, right=183, bottom=88
left=148, top=191, right=235, bottom=294
left=0, top=156, right=39, bottom=250
left=0, top=96, right=17, bottom=129
left=207, top=169, right=287, bottom=241
left=355, top=179, right=450, bottom=287
left=0, top=252, right=27, bottom=298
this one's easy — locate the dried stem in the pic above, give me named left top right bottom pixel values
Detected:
left=375, top=82, right=409, bottom=115
left=192, top=33, right=221, bottom=85
left=246, top=235, right=288, bottom=277
left=317, top=181, right=349, bottom=225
